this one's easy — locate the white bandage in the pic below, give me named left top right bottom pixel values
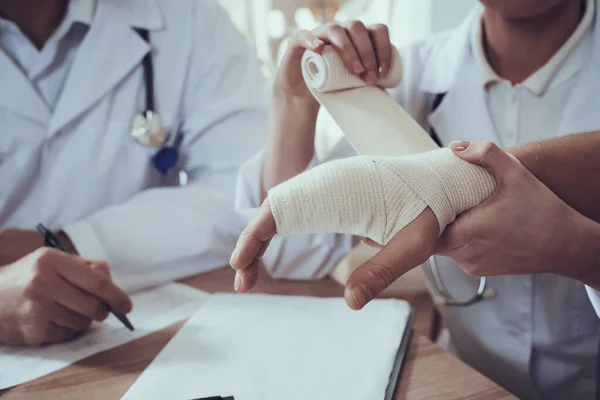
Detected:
left=301, top=46, right=439, bottom=157
left=268, top=148, right=497, bottom=244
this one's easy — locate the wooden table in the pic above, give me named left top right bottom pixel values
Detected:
left=0, top=267, right=514, bottom=399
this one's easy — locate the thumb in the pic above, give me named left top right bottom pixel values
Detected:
left=284, top=30, right=325, bottom=63
left=449, top=141, right=520, bottom=180
left=344, top=210, right=438, bottom=310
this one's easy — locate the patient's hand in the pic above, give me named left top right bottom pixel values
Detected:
left=230, top=201, right=437, bottom=310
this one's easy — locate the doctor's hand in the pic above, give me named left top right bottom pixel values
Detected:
left=275, top=21, right=393, bottom=104
left=436, top=141, right=600, bottom=289
left=359, top=142, right=600, bottom=306
left=0, top=248, right=132, bottom=346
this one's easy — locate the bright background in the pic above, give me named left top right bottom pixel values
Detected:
left=219, top=0, right=476, bottom=78
left=218, top=0, right=477, bottom=157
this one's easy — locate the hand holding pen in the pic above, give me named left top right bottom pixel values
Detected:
left=37, top=224, right=134, bottom=331
left=0, top=226, right=134, bottom=346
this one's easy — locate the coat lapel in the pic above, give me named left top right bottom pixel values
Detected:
left=418, top=4, right=501, bottom=146
left=0, top=51, right=51, bottom=125
left=47, top=0, right=164, bottom=137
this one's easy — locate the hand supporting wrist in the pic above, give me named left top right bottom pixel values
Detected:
left=268, top=148, right=497, bottom=244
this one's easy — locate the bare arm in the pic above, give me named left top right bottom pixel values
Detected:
left=509, top=131, right=600, bottom=222
left=261, top=94, right=319, bottom=199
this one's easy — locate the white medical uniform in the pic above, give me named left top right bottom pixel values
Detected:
left=0, top=0, right=269, bottom=292
left=236, top=1, right=600, bottom=398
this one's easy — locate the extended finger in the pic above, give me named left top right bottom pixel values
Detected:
left=283, top=29, right=325, bottom=64
left=313, top=23, right=364, bottom=75
left=343, top=21, right=378, bottom=83
left=367, top=24, right=392, bottom=77
left=234, top=259, right=260, bottom=293
left=345, top=209, right=438, bottom=310
left=231, top=199, right=276, bottom=270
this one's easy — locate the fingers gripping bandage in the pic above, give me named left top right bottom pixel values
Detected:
left=301, top=46, right=439, bottom=157
left=268, top=148, right=497, bottom=244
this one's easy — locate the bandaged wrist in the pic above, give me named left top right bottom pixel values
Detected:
left=268, top=148, right=497, bottom=244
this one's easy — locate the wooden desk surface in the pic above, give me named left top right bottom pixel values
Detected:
left=0, top=267, right=514, bottom=400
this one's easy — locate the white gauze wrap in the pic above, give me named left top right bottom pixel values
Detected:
left=267, top=46, right=497, bottom=244
left=269, top=149, right=496, bottom=244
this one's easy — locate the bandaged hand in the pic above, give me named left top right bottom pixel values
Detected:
left=231, top=143, right=498, bottom=309
left=269, top=148, right=496, bottom=244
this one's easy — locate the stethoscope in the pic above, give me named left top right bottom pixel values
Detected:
left=427, top=93, right=496, bottom=308
left=130, top=28, right=188, bottom=186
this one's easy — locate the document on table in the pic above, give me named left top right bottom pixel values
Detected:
left=123, top=293, right=413, bottom=400
left=0, top=282, right=209, bottom=390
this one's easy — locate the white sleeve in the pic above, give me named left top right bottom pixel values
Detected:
left=586, top=286, right=600, bottom=318
left=64, top=1, right=268, bottom=293
left=235, top=140, right=359, bottom=280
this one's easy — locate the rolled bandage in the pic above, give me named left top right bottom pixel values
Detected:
left=302, top=45, right=403, bottom=91
left=268, top=148, right=497, bottom=244
left=301, top=46, right=439, bottom=157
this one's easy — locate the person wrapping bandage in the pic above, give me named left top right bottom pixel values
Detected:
left=232, top=7, right=600, bottom=398
left=232, top=141, right=536, bottom=310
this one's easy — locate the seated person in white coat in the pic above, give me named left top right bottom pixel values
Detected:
left=0, top=0, right=268, bottom=345
left=232, top=0, right=600, bottom=398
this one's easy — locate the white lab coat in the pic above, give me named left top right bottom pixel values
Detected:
left=0, top=0, right=269, bottom=292
left=236, top=5, right=600, bottom=399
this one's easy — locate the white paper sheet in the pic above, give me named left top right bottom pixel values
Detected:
left=123, top=293, right=410, bottom=400
left=0, top=283, right=209, bottom=389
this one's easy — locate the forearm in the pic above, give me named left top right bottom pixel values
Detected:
left=63, top=185, right=246, bottom=293
left=261, top=92, right=320, bottom=200
left=509, top=131, right=600, bottom=222
left=509, top=132, right=600, bottom=288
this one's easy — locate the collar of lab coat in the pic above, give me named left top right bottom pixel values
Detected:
left=423, top=0, right=600, bottom=141
left=0, top=0, right=165, bottom=132
left=68, top=0, right=165, bottom=31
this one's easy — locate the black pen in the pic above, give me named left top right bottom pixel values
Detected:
left=192, top=397, right=234, bottom=400
left=36, top=223, right=135, bottom=331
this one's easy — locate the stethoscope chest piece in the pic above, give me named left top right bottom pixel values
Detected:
left=131, top=110, right=168, bottom=148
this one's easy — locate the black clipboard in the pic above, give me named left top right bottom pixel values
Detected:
left=384, top=306, right=417, bottom=400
